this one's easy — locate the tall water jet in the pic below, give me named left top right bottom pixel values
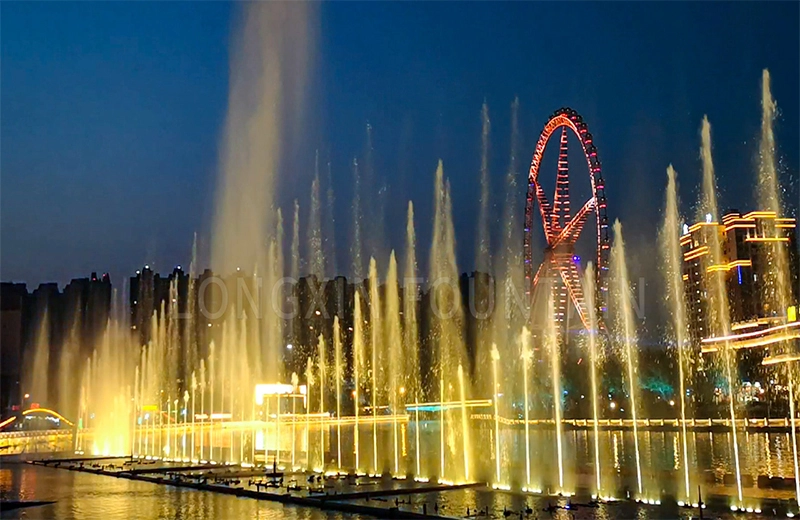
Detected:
left=457, top=363, right=470, bottom=481
left=363, top=123, right=387, bottom=265
left=490, top=343, right=501, bottom=485
left=208, top=340, right=216, bottom=461
left=266, top=213, right=285, bottom=383
left=212, top=2, right=316, bottom=403
left=661, top=165, right=692, bottom=501
left=520, top=327, right=533, bottom=489
left=191, top=371, right=198, bottom=462
left=351, top=159, right=364, bottom=280
left=403, top=203, right=420, bottom=391
left=610, top=220, right=643, bottom=497
left=291, top=199, right=301, bottom=281
left=333, top=316, right=343, bottom=471
left=324, top=158, right=338, bottom=277
left=199, top=361, right=206, bottom=461
left=429, top=160, right=470, bottom=482
left=758, top=69, right=797, bottom=503
left=291, top=372, right=299, bottom=469
left=584, top=264, right=603, bottom=496
left=474, top=101, right=493, bottom=398
left=185, top=233, right=198, bottom=386
left=305, top=356, right=313, bottom=471
left=546, top=294, right=565, bottom=492
left=291, top=200, right=301, bottom=361
left=308, top=156, right=324, bottom=280
left=476, top=100, right=492, bottom=274
left=353, top=291, right=365, bottom=472
left=700, top=116, right=742, bottom=503
left=82, top=320, right=134, bottom=456
left=25, top=311, right=50, bottom=407
left=496, top=96, right=524, bottom=408
left=368, top=257, right=381, bottom=473
left=403, top=202, right=420, bottom=476
left=57, top=318, right=80, bottom=420
left=133, top=365, right=141, bottom=457
left=385, top=251, right=403, bottom=475
left=317, top=333, right=327, bottom=470
left=213, top=2, right=315, bottom=273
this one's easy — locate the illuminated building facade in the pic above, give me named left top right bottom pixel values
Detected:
left=681, top=210, right=798, bottom=346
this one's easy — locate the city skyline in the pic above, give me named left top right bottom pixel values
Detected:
left=2, top=4, right=800, bottom=516
left=2, top=2, right=798, bottom=289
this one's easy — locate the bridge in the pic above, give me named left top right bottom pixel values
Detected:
left=0, top=408, right=76, bottom=456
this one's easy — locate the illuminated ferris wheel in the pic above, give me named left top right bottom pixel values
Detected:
left=523, top=107, right=609, bottom=330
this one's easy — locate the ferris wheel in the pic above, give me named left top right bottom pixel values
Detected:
left=523, top=107, right=609, bottom=330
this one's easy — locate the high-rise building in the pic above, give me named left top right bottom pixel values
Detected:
left=682, top=210, right=798, bottom=345
left=0, top=283, right=28, bottom=410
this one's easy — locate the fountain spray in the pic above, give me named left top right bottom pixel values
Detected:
left=334, top=317, right=343, bottom=471
left=317, top=334, right=327, bottom=471
left=611, top=220, right=643, bottom=497
left=305, top=357, right=313, bottom=471
left=369, top=257, right=381, bottom=474
left=353, top=291, right=364, bottom=472
left=584, top=264, right=603, bottom=496
left=458, top=363, right=470, bottom=481
left=700, top=116, right=743, bottom=504
left=520, top=327, right=533, bottom=488
left=291, top=372, right=299, bottom=469
left=546, top=294, right=565, bottom=492
left=491, top=343, right=502, bottom=484
left=386, top=251, right=403, bottom=475
left=758, top=70, right=799, bottom=504
left=662, top=165, right=692, bottom=501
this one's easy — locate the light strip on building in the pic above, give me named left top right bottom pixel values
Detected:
left=762, top=352, right=800, bottom=366
left=702, top=320, right=800, bottom=344
left=731, top=319, right=770, bottom=331
left=745, top=237, right=789, bottom=243
left=702, top=332, right=800, bottom=353
left=684, top=246, right=709, bottom=261
left=688, top=222, right=719, bottom=234
left=742, top=210, right=777, bottom=219
left=724, top=224, right=756, bottom=231
left=707, top=259, right=752, bottom=272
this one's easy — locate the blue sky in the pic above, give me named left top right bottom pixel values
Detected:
left=2, top=2, right=798, bottom=295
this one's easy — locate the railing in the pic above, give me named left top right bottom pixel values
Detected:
left=469, top=414, right=798, bottom=429
left=0, top=429, right=74, bottom=456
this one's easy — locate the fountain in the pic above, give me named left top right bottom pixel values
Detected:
left=385, top=251, right=403, bottom=475
left=584, top=264, right=603, bottom=496
left=699, top=116, right=743, bottom=504
left=520, top=327, right=533, bottom=489
left=334, top=316, right=343, bottom=471
left=403, top=201, right=421, bottom=477
left=353, top=291, right=365, bottom=472
left=15, top=51, right=800, bottom=518
left=368, top=257, right=381, bottom=474
left=610, top=220, right=643, bottom=497
left=662, top=165, right=693, bottom=502
left=291, top=372, right=299, bottom=469
left=491, top=343, right=501, bottom=485
left=545, top=294, right=565, bottom=493
left=305, top=356, right=313, bottom=471
left=317, top=333, right=327, bottom=471
left=457, top=363, right=470, bottom=481
left=758, top=70, right=799, bottom=506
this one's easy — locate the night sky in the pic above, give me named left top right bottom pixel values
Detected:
left=3, top=1, right=798, bottom=320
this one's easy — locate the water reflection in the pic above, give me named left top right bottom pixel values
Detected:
left=0, top=465, right=349, bottom=520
